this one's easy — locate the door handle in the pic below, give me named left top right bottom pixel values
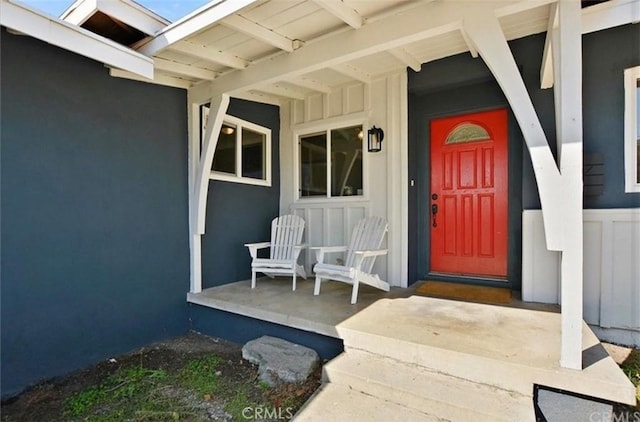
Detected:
left=431, top=203, right=438, bottom=227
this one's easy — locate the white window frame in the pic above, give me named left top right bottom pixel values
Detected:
left=202, top=109, right=272, bottom=187
left=624, top=66, right=640, bottom=193
left=294, top=118, right=368, bottom=202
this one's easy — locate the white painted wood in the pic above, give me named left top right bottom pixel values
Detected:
left=522, top=209, right=640, bottom=333
left=582, top=0, right=640, bottom=35
left=109, top=68, right=192, bottom=89
left=222, top=14, right=295, bottom=52
left=254, top=84, right=307, bottom=100
left=154, top=57, right=218, bottom=80
left=332, top=63, right=371, bottom=84
left=458, top=28, right=479, bottom=59
left=232, top=91, right=282, bottom=107
left=171, top=41, right=250, bottom=69
left=1, top=0, right=154, bottom=79
left=556, top=0, right=584, bottom=370
left=540, top=3, right=557, bottom=89
left=59, top=0, right=96, bottom=25
left=311, top=0, right=364, bottom=29
left=313, top=216, right=389, bottom=304
left=521, top=210, right=561, bottom=304
left=135, top=0, right=257, bottom=55
left=194, top=94, right=230, bottom=234
left=462, top=11, right=564, bottom=251
left=289, top=77, right=333, bottom=94
left=190, top=234, right=202, bottom=293
left=388, top=48, right=421, bottom=72
left=187, top=97, right=202, bottom=293
left=624, top=66, right=640, bottom=193
left=205, top=0, right=555, bottom=97
left=245, top=214, right=307, bottom=291
left=61, top=0, right=169, bottom=34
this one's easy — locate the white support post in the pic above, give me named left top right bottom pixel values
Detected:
left=556, top=0, right=584, bottom=370
left=463, top=3, right=585, bottom=370
left=188, top=92, right=230, bottom=293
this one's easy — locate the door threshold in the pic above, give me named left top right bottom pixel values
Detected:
left=427, top=272, right=510, bottom=287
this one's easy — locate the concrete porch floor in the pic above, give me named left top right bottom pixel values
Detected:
left=187, top=278, right=636, bottom=406
left=187, top=277, right=411, bottom=338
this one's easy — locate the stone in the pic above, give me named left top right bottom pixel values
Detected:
left=242, top=336, right=320, bottom=386
left=537, top=387, right=613, bottom=422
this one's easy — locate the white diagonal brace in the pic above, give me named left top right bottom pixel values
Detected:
left=389, top=48, right=422, bottom=72
left=155, top=57, right=218, bottom=80
left=172, top=41, right=249, bottom=69
left=135, top=0, right=257, bottom=56
left=462, top=11, right=564, bottom=250
left=194, top=94, right=230, bottom=234
left=202, top=0, right=555, bottom=98
left=222, top=14, right=295, bottom=52
left=459, top=27, right=479, bottom=58
left=311, top=0, right=364, bottom=29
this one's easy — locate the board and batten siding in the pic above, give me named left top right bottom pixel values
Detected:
left=279, top=73, right=408, bottom=287
left=522, top=209, right=640, bottom=345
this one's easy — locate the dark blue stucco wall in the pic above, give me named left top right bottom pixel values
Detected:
left=407, top=24, right=640, bottom=285
left=1, top=30, right=190, bottom=398
left=201, top=99, right=280, bottom=287
left=583, top=24, right=640, bottom=208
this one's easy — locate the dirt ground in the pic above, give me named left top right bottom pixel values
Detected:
left=1, top=332, right=322, bottom=421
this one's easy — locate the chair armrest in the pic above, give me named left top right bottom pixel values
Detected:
left=354, top=249, right=388, bottom=257
left=310, top=246, right=347, bottom=264
left=352, top=249, right=388, bottom=269
left=244, top=242, right=270, bottom=259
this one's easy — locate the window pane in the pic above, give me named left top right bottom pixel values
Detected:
left=331, top=125, right=363, bottom=197
left=300, top=133, right=327, bottom=197
left=212, top=124, right=236, bottom=174
left=242, top=128, right=266, bottom=180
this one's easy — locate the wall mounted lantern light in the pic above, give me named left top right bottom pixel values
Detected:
left=367, top=126, right=384, bottom=152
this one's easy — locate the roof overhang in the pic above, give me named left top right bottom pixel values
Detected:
left=1, top=0, right=154, bottom=78
left=60, top=0, right=169, bottom=36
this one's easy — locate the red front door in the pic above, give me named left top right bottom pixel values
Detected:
left=430, top=109, right=508, bottom=277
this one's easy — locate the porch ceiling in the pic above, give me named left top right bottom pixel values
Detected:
left=130, top=0, right=553, bottom=98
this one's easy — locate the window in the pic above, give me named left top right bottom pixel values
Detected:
left=624, top=66, right=640, bottom=192
left=298, top=124, right=364, bottom=198
left=201, top=105, right=271, bottom=187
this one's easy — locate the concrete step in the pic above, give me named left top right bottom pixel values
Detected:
left=336, top=296, right=637, bottom=405
left=293, top=383, right=442, bottom=422
left=323, top=349, right=535, bottom=422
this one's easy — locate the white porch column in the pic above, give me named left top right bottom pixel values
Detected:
left=187, top=93, right=230, bottom=293
left=556, top=0, right=583, bottom=370
left=462, top=1, right=584, bottom=369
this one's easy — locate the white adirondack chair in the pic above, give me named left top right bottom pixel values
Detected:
left=312, top=216, right=389, bottom=304
left=245, top=215, right=307, bottom=291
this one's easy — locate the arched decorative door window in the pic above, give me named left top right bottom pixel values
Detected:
left=445, top=122, right=491, bottom=144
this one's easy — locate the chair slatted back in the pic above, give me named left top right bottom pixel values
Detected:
left=345, top=216, right=388, bottom=272
left=270, top=215, right=305, bottom=260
